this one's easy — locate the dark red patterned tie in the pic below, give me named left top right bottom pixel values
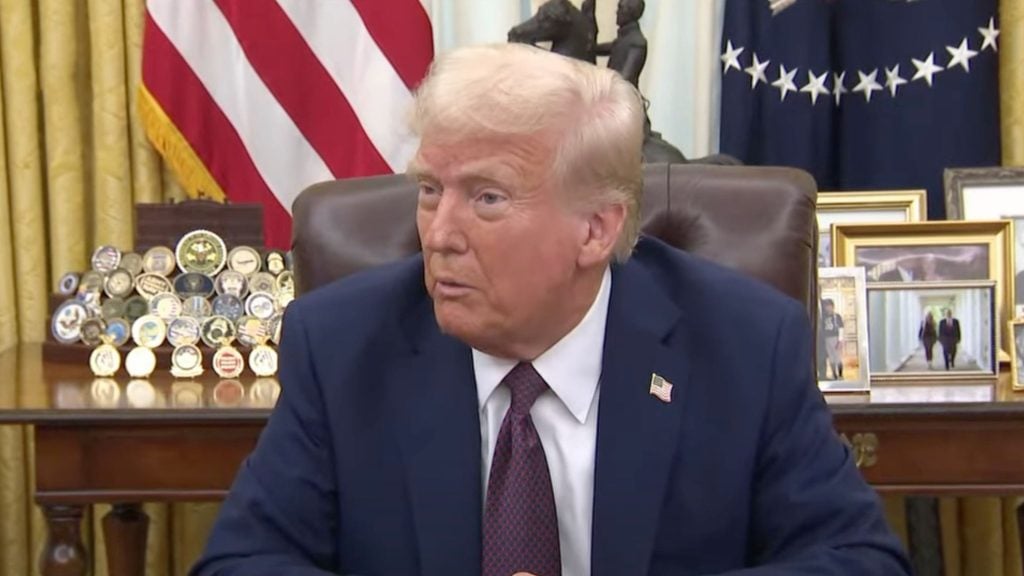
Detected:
left=482, top=362, right=561, bottom=576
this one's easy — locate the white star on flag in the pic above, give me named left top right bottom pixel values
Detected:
left=979, top=18, right=1000, bottom=52
left=852, top=69, right=882, bottom=103
left=800, top=70, right=829, bottom=105
left=833, top=71, right=848, bottom=106
left=771, top=64, right=798, bottom=101
left=721, top=40, right=745, bottom=73
left=745, top=53, right=770, bottom=89
left=946, top=38, right=978, bottom=72
left=911, top=52, right=943, bottom=87
left=884, top=64, right=907, bottom=97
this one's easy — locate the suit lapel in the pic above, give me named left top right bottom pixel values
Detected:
left=592, top=260, right=690, bottom=576
left=389, top=299, right=482, bottom=576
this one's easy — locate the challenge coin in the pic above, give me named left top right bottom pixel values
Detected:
left=120, top=252, right=144, bottom=277
left=79, top=318, right=107, bottom=346
left=248, top=272, right=277, bottom=295
left=236, top=316, right=268, bottom=348
left=134, top=272, right=174, bottom=300
left=89, top=343, right=121, bottom=377
left=227, top=246, right=262, bottom=275
left=249, top=378, right=281, bottom=407
left=100, top=297, right=127, bottom=321
left=171, top=344, right=204, bottom=378
left=174, top=272, right=216, bottom=299
left=104, top=318, right=131, bottom=347
left=181, top=295, right=213, bottom=319
left=249, top=344, right=279, bottom=377
left=176, top=230, right=227, bottom=275
left=124, top=295, right=150, bottom=322
left=212, top=379, right=244, bottom=407
left=265, top=250, right=286, bottom=276
left=245, top=292, right=277, bottom=320
left=51, top=300, right=89, bottom=344
left=91, top=245, right=122, bottom=274
left=211, top=294, right=244, bottom=323
left=167, top=316, right=202, bottom=347
left=149, top=292, right=183, bottom=322
left=214, top=270, right=248, bottom=299
left=213, top=345, right=245, bottom=378
left=142, top=246, right=176, bottom=276
left=57, top=272, right=80, bottom=296
left=171, top=381, right=204, bottom=408
left=201, top=315, right=237, bottom=348
left=131, top=314, right=167, bottom=348
left=125, top=346, right=157, bottom=378
left=104, top=268, right=136, bottom=299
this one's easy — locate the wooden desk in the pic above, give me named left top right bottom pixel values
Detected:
left=1, top=343, right=1023, bottom=576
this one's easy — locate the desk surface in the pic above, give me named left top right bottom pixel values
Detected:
left=0, top=344, right=277, bottom=423
left=1, top=343, right=1023, bottom=423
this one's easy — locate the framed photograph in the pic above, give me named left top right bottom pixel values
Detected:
left=1011, top=320, right=1024, bottom=391
left=832, top=221, right=1015, bottom=358
left=817, top=267, right=870, bottom=392
left=944, top=167, right=1024, bottom=317
left=816, top=190, right=927, bottom=267
left=867, top=282, right=997, bottom=382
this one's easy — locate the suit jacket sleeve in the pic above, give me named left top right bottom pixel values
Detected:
left=190, top=303, right=340, bottom=576
left=718, top=301, right=910, bottom=575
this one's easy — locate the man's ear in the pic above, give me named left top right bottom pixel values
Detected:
left=578, top=202, right=626, bottom=268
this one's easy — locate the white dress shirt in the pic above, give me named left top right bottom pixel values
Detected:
left=473, top=268, right=611, bottom=576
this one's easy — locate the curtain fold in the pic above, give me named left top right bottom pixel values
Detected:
left=0, top=1, right=1020, bottom=574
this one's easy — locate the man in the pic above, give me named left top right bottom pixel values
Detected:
left=594, top=0, right=647, bottom=88
left=192, top=44, right=908, bottom=576
left=821, top=298, right=844, bottom=380
left=939, top=308, right=962, bottom=370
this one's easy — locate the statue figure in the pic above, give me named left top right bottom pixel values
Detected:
left=509, top=0, right=740, bottom=165
left=593, top=0, right=647, bottom=88
left=508, top=0, right=597, bottom=63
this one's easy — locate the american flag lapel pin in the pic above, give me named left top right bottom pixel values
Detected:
left=649, top=373, right=673, bottom=403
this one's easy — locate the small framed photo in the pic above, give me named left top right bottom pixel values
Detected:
left=816, top=190, right=927, bottom=268
left=1011, top=320, right=1024, bottom=391
left=833, top=221, right=1015, bottom=357
left=867, top=282, right=998, bottom=382
left=817, top=267, right=870, bottom=392
left=944, top=166, right=1024, bottom=317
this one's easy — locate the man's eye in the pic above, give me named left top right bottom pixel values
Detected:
left=478, top=191, right=504, bottom=205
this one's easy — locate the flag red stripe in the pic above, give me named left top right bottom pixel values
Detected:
left=142, top=14, right=293, bottom=249
left=213, top=0, right=393, bottom=179
left=349, top=0, right=433, bottom=91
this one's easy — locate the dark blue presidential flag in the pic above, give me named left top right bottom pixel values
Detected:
left=719, top=0, right=1001, bottom=219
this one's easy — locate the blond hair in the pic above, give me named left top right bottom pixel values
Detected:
left=409, top=43, right=645, bottom=261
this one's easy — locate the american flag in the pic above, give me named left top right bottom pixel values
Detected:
left=649, top=373, right=673, bottom=403
left=139, top=0, right=433, bottom=249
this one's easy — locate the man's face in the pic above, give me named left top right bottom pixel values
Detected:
left=413, top=135, right=590, bottom=357
left=946, top=309, right=953, bottom=319
left=616, top=0, right=638, bottom=25
left=824, top=303, right=834, bottom=315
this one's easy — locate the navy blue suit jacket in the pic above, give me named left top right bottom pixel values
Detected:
left=193, top=237, right=909, bottom=575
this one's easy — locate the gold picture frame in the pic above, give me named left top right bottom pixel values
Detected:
left=816, top=190, right=927, bottom=267
left=1010, top=319, right=1024, bottom=391
left=833, top=220, right=1015, bottom=359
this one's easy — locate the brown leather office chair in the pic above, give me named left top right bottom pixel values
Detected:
left=291, top=163, right=819, bottom=322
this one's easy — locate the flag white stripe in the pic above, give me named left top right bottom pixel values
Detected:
left=277, top=0, right=419, bottom=173
left=147, top=0, right=334, bottom=214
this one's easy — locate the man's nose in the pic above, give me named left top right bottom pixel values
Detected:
left=422, top=192, right=468, bottom=254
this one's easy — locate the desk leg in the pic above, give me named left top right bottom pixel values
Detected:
left=103, top=504, right=149, bottom=576
left=40, top=505, right=87, bottom=576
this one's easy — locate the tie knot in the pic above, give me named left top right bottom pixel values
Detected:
left=503, top=362, right=548, bottom=416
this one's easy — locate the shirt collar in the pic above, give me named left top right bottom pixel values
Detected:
left=473, top=268, right=611, bottom=424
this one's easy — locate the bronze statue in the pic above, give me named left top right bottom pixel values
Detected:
left=593, top=0, right=647, bottom=88
left=508, top=0, right=597, bottom=64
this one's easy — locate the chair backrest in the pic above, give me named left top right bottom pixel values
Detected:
left=291, top=162, right=819, bottom=320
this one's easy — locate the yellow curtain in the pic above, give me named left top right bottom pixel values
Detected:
left=0, top=0, right=215, bottom=574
